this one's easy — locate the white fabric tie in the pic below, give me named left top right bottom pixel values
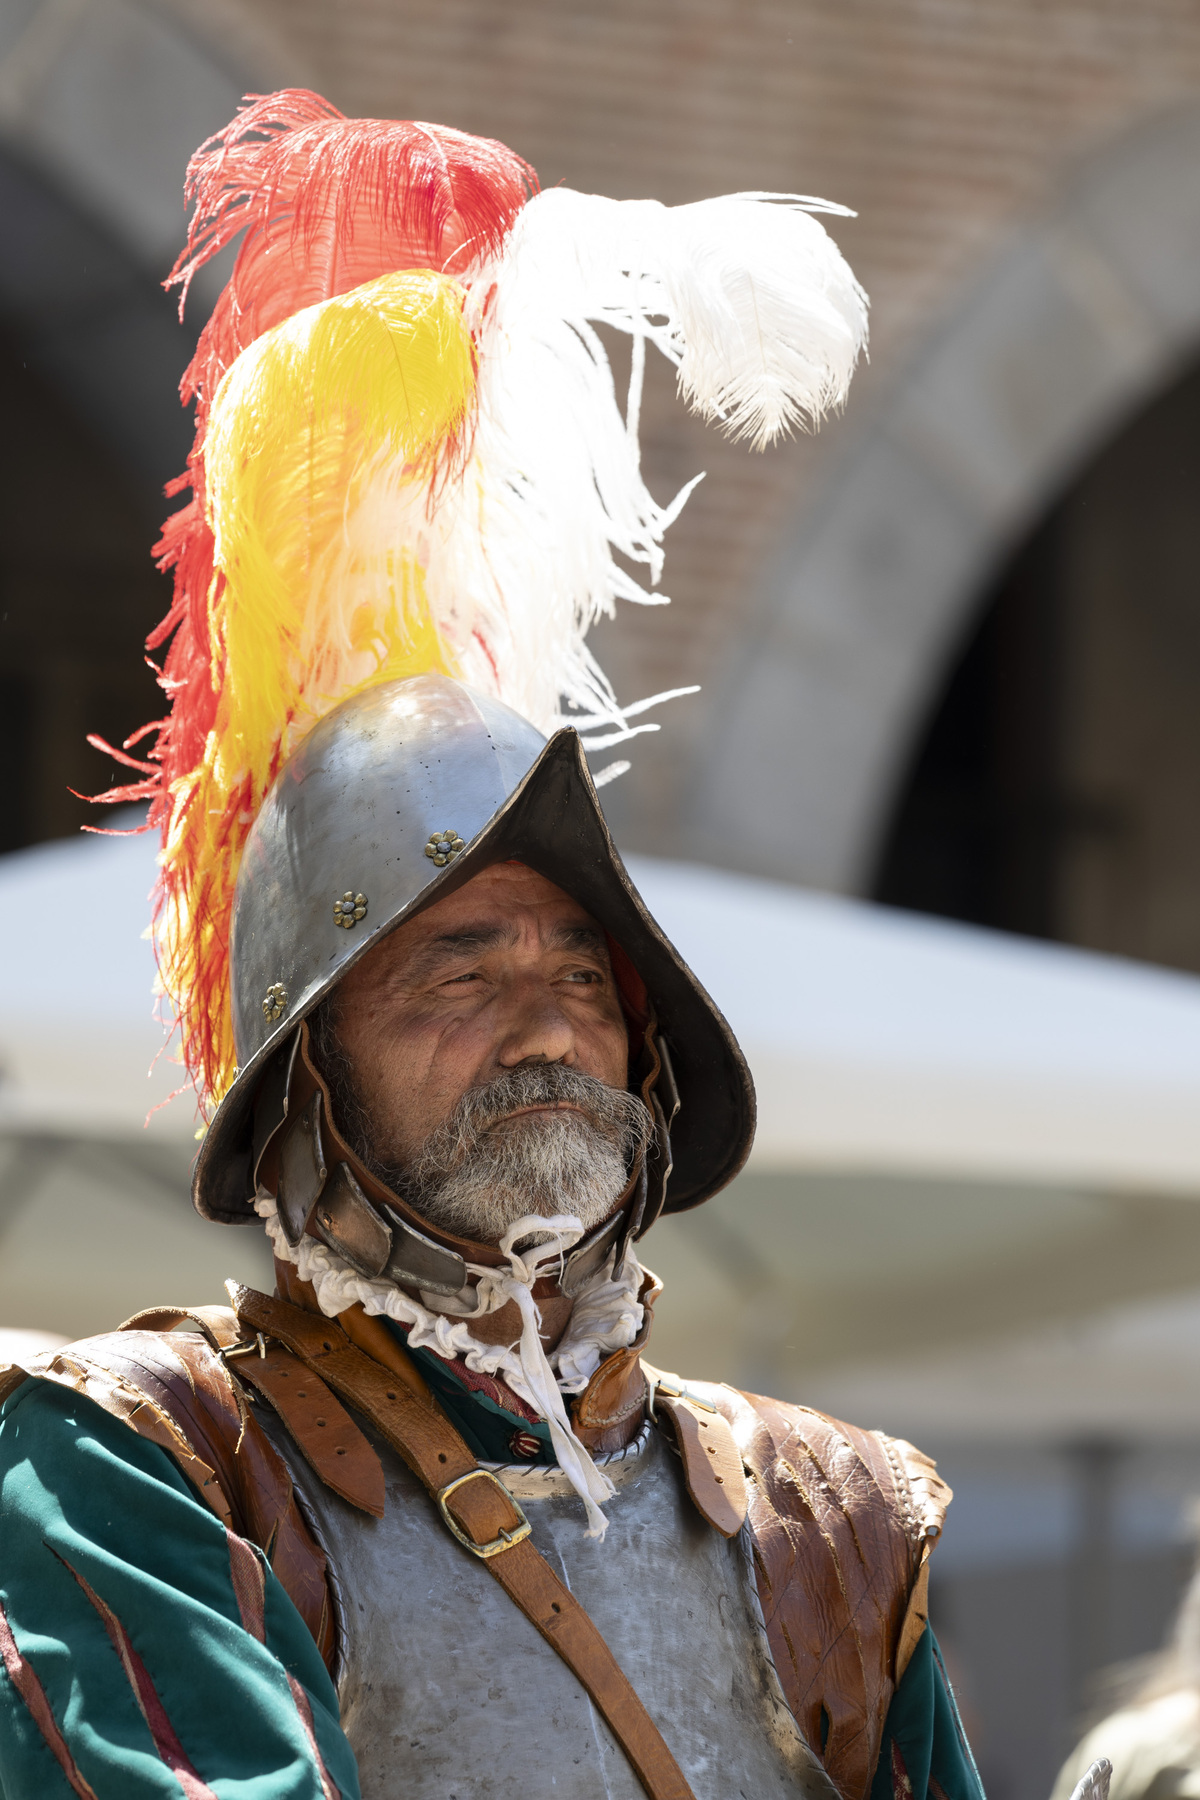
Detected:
left=255, top=1195, right=644, bottom=1537
left=453, top=1217, right=628, bottom=1534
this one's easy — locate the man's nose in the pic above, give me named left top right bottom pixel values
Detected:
left=494, top=987, right=576, bottom=1068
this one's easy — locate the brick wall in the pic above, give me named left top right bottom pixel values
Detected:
left=235, top=0, right=1200, bottom=849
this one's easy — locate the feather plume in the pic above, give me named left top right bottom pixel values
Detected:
left=160, top=270, right=475, bottom=1099
left=657, top=194, right=868, bottom=446
left=92, top=91, right=867, bottom=1112
left=92, top=95, right=535, bottom=1104
left=486, top=187, right=867, bottom=449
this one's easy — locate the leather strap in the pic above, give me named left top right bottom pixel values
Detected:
left=236, top=1349, right=386, bottom=1519
left=119, top=1304, right=386, bottom=1518
left=652, top=1390, right=748, bottom=1539
left=230, top=1284, right=696, bottom=1800
left=119, top=1304, right=247, bottom=1351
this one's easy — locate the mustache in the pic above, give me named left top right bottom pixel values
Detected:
left=408, top=1063, right=653, bottom=1182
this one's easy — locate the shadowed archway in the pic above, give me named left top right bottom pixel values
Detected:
left=0, top=0, right=293, bottom=849
left=683, top=103, right=1200, bottom=898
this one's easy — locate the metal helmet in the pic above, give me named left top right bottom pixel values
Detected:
left=194, top=674, right=755, bottom=1250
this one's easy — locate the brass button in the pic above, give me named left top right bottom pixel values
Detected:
left=262, top=982, right=288, bottom=1022
left=333, top=889, right=368, bottom=929
left=424, top=829, right=466, bottom=868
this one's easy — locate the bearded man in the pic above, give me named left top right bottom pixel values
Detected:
left=1, top=93, right=981, bottom=1800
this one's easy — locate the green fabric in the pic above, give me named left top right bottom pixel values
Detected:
left=392, top=1326, right=554, bottom=1463
left=0, top=1378, right=359, bottom=1800
left=870, top=1624, right=986, bottom=1800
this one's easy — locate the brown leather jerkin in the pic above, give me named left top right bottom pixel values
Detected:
left=2, top=1296, right=948, bottom=1800
left=229, top=1283, right=697, bottom=1800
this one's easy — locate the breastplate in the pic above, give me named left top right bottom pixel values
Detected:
left=256, top=1407, right=834, bottom=1800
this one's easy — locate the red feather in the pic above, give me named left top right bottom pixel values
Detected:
left=170, top=90, right=537, bottom=412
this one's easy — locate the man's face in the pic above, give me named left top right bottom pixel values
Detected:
left=320, top=861, right=645, bottom=1243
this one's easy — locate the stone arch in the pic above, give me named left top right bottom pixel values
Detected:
left=0, top=1, right=295, bottom=849
left=0, top=0, right=293, bottom=491
left=683, top=102, right=1200, bottom=895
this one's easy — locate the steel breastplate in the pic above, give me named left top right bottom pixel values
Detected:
left=255, top=1407, right=835, bottom=1800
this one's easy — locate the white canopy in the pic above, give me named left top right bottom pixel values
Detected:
left=0, top=825, right=273, bottom=1337
left=0, top=824, right=193, bottom=1142
left=7, top=827, right=1200, bottom=1189
left=633, top=855, right=1200, bottom=1192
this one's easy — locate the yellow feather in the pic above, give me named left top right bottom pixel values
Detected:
left=161, top=268, right=475, bottom=1102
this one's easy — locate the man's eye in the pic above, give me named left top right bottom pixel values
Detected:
left=563, top=969, right=601, bottom=984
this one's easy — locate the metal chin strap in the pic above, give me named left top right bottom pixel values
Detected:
left=248, top=1015, right=680, bottom=1297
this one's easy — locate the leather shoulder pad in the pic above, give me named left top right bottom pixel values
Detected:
left=708, top=1386, right=949, bottom=1800
left=0, top=1323, right=336, bottom=1672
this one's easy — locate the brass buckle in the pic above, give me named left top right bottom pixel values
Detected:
left=436, top=1468, right=531, bottom=1559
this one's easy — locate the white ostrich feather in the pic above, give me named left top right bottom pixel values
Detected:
left=656, top=193, right=869, bottom=447
left=422, top=183, right=868, bottom=748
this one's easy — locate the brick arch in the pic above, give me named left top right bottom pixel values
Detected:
left=683, top=102, right=1200, bottom=895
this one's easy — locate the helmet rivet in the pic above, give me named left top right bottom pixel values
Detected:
left=262, top=982, right=289, bottom=1022
left=333, top=890, right=368, bottom=929
left=424, top=829, right=466, bottom=869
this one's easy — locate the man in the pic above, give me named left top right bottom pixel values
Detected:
left=1051, top=1545, right=1200, bottom=1800
left=1, top=91, right=979, bottom=1800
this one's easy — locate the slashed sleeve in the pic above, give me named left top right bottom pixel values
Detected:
left=0, top=1378, right=359, bottom=1800
left=869, top=1626, right=987, bottom=1800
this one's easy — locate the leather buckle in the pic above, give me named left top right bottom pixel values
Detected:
left=436, top=1468, right=532, bottom=1559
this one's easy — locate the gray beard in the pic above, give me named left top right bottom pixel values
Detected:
left=403, top=1069, right=646, bottom=1241
left=315, top=1023, right=653, bottom=1243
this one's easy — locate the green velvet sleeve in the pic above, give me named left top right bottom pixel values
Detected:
left=0, top=1377, right=360, bottom=1800
left=870, top=1626, right=986, bottom=1800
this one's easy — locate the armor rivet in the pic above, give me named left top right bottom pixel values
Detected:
left=425, top=829, right=466, bottom=867
left=333, top=889, right=368, bottom=929
left=262, top=982, right=288, bottom=1022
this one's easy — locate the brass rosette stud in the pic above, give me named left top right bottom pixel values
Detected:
left=424, top=830, right=466, bottom=868
left=333, top=890, right=368, bottom=929
left=262, top=982, right=289, bottom=1022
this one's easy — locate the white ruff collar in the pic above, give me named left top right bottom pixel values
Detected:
left=255, top=1194, right=645, bottom=1538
